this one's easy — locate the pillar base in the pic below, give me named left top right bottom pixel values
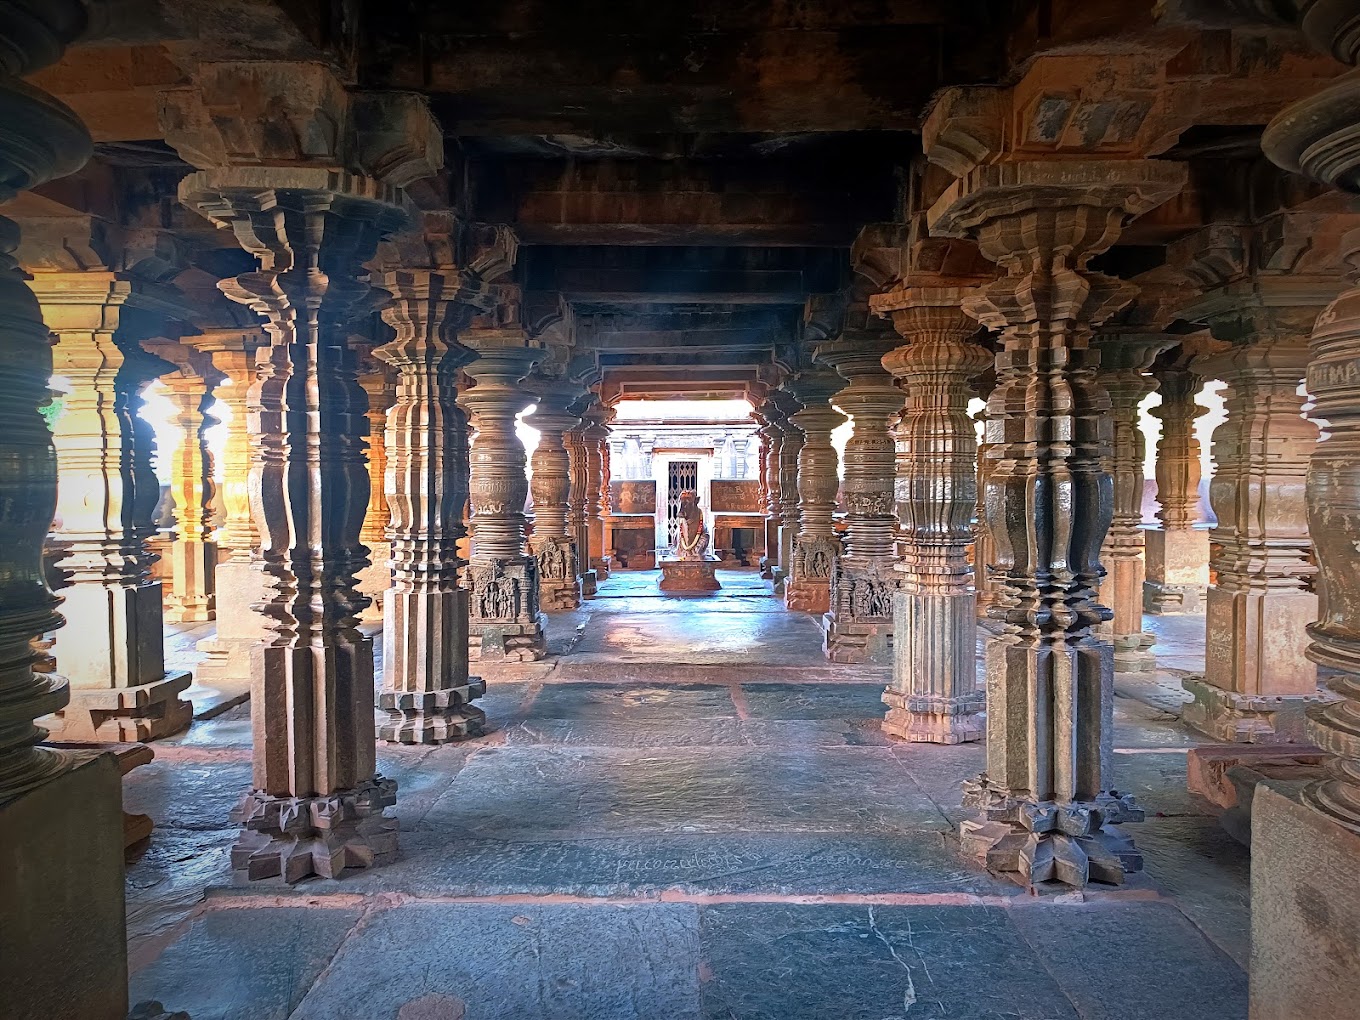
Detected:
left=591, top=556, right=611, bottom=580
left=470, top=616, right=547, bottom=662
left=532, top=537, right=582, bottom=611
left=960, top=777, right=1145, bottom=889
left=378, top=680, right=487, bottom=744
left=759, top=556, right=774, bottom=580
left=231, top=777, right=398, bottom=884
left=1181, top=676, right=1340, bottom=744
left=1, top=753, right=129, bottom=1020
left=580, top=569, right=598, bottom=598
left=196, top=558, right=265, bottom=684
left=659, top=556, right=721, bottom=592
left=1112, top=631, right=1157, bottom=673
left=785, top=577, right=830, bottom=614
left=1143, top=580, right=1208, bottom=615
left=881, top=689, right=984, bottom=744
left=539, top=578, right=583, bottom=612
left=57, top=671, right=193, bottom=742
left=1249, top=784, right=1360, bottom=1020
left=822, top=613, right=893, bottom=664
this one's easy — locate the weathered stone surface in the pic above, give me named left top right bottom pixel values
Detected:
left=1249, top=785, right=1360, bottom=1020
left=659, top=556, right=721, bottom=591
left=700, top=903, right=1080, bottom=1020
left=288, top=903, right=701, bottom=1020
left=129, top=903, right=363, bottom=1020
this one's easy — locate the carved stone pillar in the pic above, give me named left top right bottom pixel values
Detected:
left=1143, top=357, right=1211, bottom=615
left=874, top=270, right=991, bottom=742
left=1093, top=332, right=1173, bottom=672
left=816, top=337, right=901, bottom=664
left=163, top=63, right=441, bottom=882
left=565, top=414, right=595, bottom=595
left=581, top=402, right=612, bottom=579
left=924, top=124, right=1186, bottom=885
left=373, top=263, right=489, bottom=742
left=149, top=339, right=223, bottom=625
left=356, top=352, right=396, bottom=622
left=773, top=389, right=804, bottom=591
left=35, top=272, right=193, bottom=740
left=1254, top=11, right=1360, bottom=1017
left=0, top=8, right=140, bottom=1018
left=460, top=333, right=547, bottom=661
left=190, top=328, right=267, bottom=684
left=971, top=375, right=1001, bottom=619
left=753, top=403, right=783, bottom=580
left=526, top=377, right=584, bottom=611
left=784, top=371, right=844, bottom=613
left=1184, top=335, right=1324, bottom=742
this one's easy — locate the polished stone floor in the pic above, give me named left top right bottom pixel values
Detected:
left=125, top=569, right=1244, bottom=1019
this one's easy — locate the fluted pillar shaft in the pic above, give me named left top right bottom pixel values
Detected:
left=581, top=405, right=612, bottom=579
left=877, top=297, right=989, bottom=741
left=356, top=355, right=396, bottom=622
left=785, top=372, right=844, bottom=613
left=971, top=392, right=1001, bottom=618
left=527, top=380, right=584, bottom=611
left=191, top=329, right=267, bottom=684
left=461, top=337, right=547, bottom=661
left=926, top=156, right=1186, bottom=888
left=152, top=341, right=223, bottom=625
left=774, top=391, right=804, bottom=589
left=755, top=400, right=787, bottom=582
left=373, top=267, right=486, bottom=742
left=1182, top=336, right=1322, bottom=741
left=817, top=337, right=901, bottom=664
left=35, top=272, right=192, bottom=741
left=565, top=417, right=595, bottom=594
left=1094, top=334, right=1172, bottom=672
left=1143, top=364, right=1210, bottom=614
left=176, top=167, right=406, bottom=883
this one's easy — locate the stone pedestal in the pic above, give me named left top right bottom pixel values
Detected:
left=1249, top=785, right=1360, bottom=1020
left=660, top=557, right=721, bottom=591
left=1, top=753, right=129, bottom=1020
left=1144, top=526, right=1210, bottom=614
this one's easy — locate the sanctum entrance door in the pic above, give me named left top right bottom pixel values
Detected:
left=665, top=459, right=698, bottom=551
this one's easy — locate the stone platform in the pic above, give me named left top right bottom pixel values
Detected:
left=659, top=556, right=721, bottom=592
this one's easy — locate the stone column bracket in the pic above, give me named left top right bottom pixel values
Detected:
left=230, top=776, right=398, bottom=884
left=960, top=779, right=1145, bottom=888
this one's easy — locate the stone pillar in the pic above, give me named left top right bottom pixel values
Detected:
left=1183, top=336, right=1324, bottom=742
left=373, top=263, right=488, bottom=742
left=971, top=378, right=1001, bottom=620
left=784, top=370, right=844, bottom=613
left=357, top=352, right=396, bottom=623
left=565, top=414, right=595, bottom=594
left=526, top=378, right=584, bottom=611
left=874, top=274, right=991, bottom=742
left=581, top=402, right=612, bottom=579
left=0, top=7, right=138, bottom=1017
left=1143, top=358, right=1211, bottom=615
left=774, top=389, right=804, bottom=590
left=755, top=400, right=786, bottom=583
left=924, top=113, right=1186, bottom=885
left=149, top=339, right=223, bottom=625
left=35, top=272, right=193, bottom=740
left=816, top=336, right=901, bottom=664
left=460, top=334, right=547, bottom=661
left=190, top=328, right=267, bottom=685
left=1093, top=332, right=1173, bottom=672
left=1255, top=10, right=1360, bottom=1017
left=163, top=64, right=441, bottom=882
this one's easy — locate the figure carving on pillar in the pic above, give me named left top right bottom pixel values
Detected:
left=923, top=84, right=1187, bottom=887
left=162, top=62, right=447, bottom=881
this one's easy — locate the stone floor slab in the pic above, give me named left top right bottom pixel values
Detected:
left=129, top=904, right=363, bottom=1020
left=288, top=902, right=702, bottom=1020
left=1008, top=900, right=1246, bottom=1019
left=699, top=903, right=1080, bottom=1020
